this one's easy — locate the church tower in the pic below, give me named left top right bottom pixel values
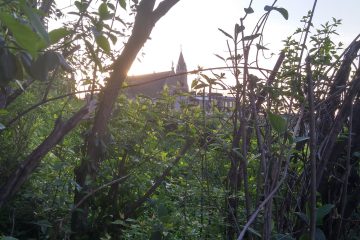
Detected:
left=175, top=51, right=188, bottom=92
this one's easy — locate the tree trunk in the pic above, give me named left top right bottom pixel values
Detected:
left=71, top=0, right=180, bottom=236
left=0, top=102, right=95, bottom=208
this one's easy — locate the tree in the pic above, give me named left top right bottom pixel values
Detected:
left=0, top=0, right=180, bottom=230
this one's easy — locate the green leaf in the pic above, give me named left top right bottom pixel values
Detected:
left=268, top=112, right=287, bottom=134
left=157, top=203, right=168, bottom=219
left=49, top=28, right=72, bottom=45
left=15, top=80, right=25, bottom=91
left=98, top=3, right=109, bottom=20
left=244, top=7, right=254, bottom=14
left=299, top=234, right=310, bottom=240
left=0, top=49, right=17, bottom=86
left=200, top=73, right=211, bottom=83
left=74, top=1, right=88, bottom=12
left=218, top=28, right=233, bottom=40
left=0, top=13, right=44, bottom=55
left=119, top=0, right=126, bottom=9
left=295, top=136, right=309, bottom=143
left=20, top=0, right=50, bottom=44
left=0, top=109, right=8, bottom=116
left=85, top=40, right=103, bottom=70
left=193, top=82, right=208, bottom=89
left=95, top=35, right=111, bottom=54
left=99, top=3, right=108, bottom=16
left=191, top=79, right=198, bottom=89
left=315, top=228, right=326, bottom=240
left=111, top=220, right=126, bottom=225
left=273, top=7, right=289, bottom=20
left=316, top=204, right=334, bottom=226
left=0, top=237, right=19, bottom=240
left=107, top=33, right=118, bottom=45
left=353, top=151, right=360, bottom=158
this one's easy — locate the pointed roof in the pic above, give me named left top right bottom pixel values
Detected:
left=176, top=51, right=187, bottom=73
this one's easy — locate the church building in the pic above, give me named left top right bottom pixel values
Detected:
left=124, top=52, right=188, bottom=99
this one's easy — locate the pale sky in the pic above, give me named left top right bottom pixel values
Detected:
left=128, top=0, right=360, bottom=76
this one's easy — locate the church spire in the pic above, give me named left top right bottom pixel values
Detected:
left=176, top=51, right=187, bottom=74
left=175, top=50, right=188, bottom=91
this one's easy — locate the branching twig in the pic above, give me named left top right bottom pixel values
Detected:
left=237, top=154, right=290, bottom=240
left=72, top=174, right=131, bottom=210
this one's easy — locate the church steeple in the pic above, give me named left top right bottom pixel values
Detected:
left=176, top=51, right=187, bottom=74
left=175, top=51, right=188, bottom=91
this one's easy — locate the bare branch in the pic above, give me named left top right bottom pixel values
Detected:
left=153, top=0, right=180, bottom=23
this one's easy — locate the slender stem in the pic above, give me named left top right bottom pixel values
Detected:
left=336, top=102, right=353, bottom=238
left=306, top=57, right=317, bottom=240
left=237, top=155, right=290, bottom=240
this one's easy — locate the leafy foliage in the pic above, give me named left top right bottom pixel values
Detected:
left=0, top=1, right=359, bottom=240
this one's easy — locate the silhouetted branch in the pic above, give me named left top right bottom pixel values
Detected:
left=0, top=101, right=96, bottom=208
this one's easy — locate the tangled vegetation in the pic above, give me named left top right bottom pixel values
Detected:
left=0, top=0, right=359, bottom=239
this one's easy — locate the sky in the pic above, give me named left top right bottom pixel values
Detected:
left=128, top=0, right=360, bottom=77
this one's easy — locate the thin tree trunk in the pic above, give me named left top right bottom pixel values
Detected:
left=71, top=0, right=180, bottom=235
left=0, top=102, right=95, bottom=208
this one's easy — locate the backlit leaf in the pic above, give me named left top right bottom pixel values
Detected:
left=193, top=83, right=208, bottom=89
left=99, top=3, right=109, bottom=19
left=96, top=35, right=111, bottom=54
left=0, top=13, right=44, bottom=55
left=268, top=111, right=287, bottom=134
left=85, top=40, right=103, bottom=70
left=315, top=228, right=326, bottom=240
left=191, top=79, right=198, bottom=89
left=316, top=204, right=334, bottom=226
left=49, top=28, right=72, bottom=45
left=20, top=0, right=50, bottom=44
left=119, top=0, right=126, bottom=9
